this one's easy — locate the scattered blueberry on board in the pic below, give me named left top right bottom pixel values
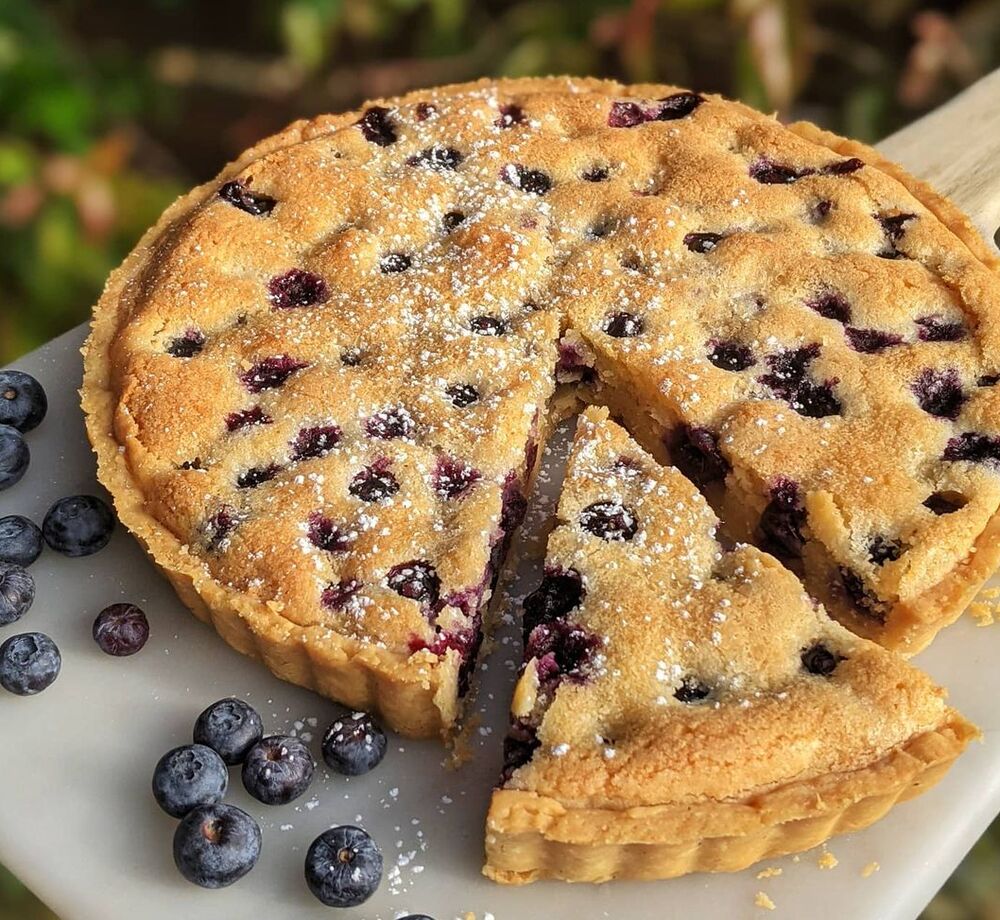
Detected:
left=152, top=744, right=229, bottom=818
left=0, top=631, right=61, bottom=695
left=0, top=425, right=29, bottom=492
left=0, top=514, right=43, bottom=567
left=242, top=735, right=314, bottom=805
left=0, top=370, right=47, bottom=433
left=42, top=494, right=116, bottom=557
left=92, top=603, right=149, bottom=656
left=0, top=562, right=34, bottom=626
left=173, top=803, right=262, bottom=889
left=194, top=698, right=264, bottom=765
left=304, top=825, right=383, bottom=907
left=321, top=711, right=388, bottom=776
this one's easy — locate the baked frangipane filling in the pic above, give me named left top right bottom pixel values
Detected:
left=84, top=76, right=1000, bottom=738
left=484, top=407, right=976, bottom=884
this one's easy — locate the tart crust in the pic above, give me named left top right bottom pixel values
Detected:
left=485, top=715, right=976, bottom=884
left=83, top=76, right=1000, bottom=744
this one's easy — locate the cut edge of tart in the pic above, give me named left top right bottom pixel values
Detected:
left=483, top=407, right=977, bottom=884
left=82, top=76, right=1000, bottom=742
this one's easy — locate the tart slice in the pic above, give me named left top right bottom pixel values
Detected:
left=484, top=406, right=976, bottom=884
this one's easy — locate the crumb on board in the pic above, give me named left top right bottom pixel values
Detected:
left=817, top=850, right=839, bottom=870
left=755, top=891, right=776, bottom=911
left=756, top=866, right=783, bottom=879
left=969, top=588, right=1000, bottom=627
left=861, top=861, right=880, bottom=878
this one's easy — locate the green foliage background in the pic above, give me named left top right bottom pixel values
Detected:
left=2, top=1, right=999, bottom=916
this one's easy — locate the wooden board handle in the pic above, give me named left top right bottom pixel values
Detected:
left=879, top=68, right=1000, bottom=249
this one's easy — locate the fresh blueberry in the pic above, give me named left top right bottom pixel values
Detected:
left=0, top=426, right=29, bottom=491
left=321, top=712, right=388, bottom=776
left=398, top=915, right=436, bottom=920
left=194, top=698, right=264, bottom=765
left=0, top=562, right=35, bottom=626
left=42, top=495, right=116, bottom=557
left=152, top=744, right=229, bottom=818
left=305, top=825, right=383, bottom=908
left=92, top=603, right=149, bottom=656
left=242, top=735, right=314, bottom=805
left=0, top=515, right=43, bottom=567
left=173, top=803, right=261, bottom=889
left=0, top=371, right=47, bottom=432
left=0, top=632, right=60, bottom=695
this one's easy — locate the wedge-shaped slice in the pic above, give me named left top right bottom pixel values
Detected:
left=484, top=407, right=977, bottom=884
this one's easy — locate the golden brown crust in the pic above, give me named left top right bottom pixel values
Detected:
left=83, top=76, right=1000, bottom=743
left=485, top=716, right=976, bottom=883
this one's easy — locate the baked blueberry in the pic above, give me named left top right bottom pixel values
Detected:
left=305, top=825, right=383, bottom=907
left=349, top=462, right=400, bottom=502
left=916, top=315, right=966, bottom=342
left=0, top=631, right=60, bottom=695
left=522, top=568, right=585, bottom=635
left=653, top=91, right=704, bottom=120
left=365, top=405, right=415, bottom=440
left=501, top=163, right=551, bottom=195
left=173, top=803, right=261, bottom=889
left=166, top=329, right=205, bottom=358
left=442, top=210, right=466, bottom=231
left=194, top=698, right=264, bottom=765
left=0, top=425, right=29, bottom=492
left=240, top=355, right=308, bottom=392
left=290, top=425, right=341, bottom=461
left=380, top=252, right=412, bottom=274
left=408, top=145, right=463, bottom=170
left=758, top=478, right=806, bottom=558
left=470, top=315, right=508, bottom=336
left=845, top=327, right=904, bottom=354
left=42, top=495, right=116, bottom=557
left=671, top=425, right=730, bottom=487
left=356, top=106, right=396, bottom=146
left=446, top=383, right=480, bottom=407
left=386, top=560, right=440, bottom=605
left=495, top=104, right=524, bottom=128
left=0, top=563, right=34, bottom=626
left=307, top=513, right=353, bottom=553
left=226, top=405, right=272, bottom=433
left=236, top=463, right=282, bottom=489
left=321, top=578, right=363, bottom=611
left=707, top=340, right=755, bottom=371
left=912, top=368, right=966, bottom=420
left=267, top=268, right=328, bottom=309
left=807, top=291, right=851, bottom=324
left=579, top=500, right=637, bottom=541
left=526, top=620, right=601, bottom=688
left=868, top=536, right=904, bottom=566
left=683, top=231, right=723, bottom=253
left=321, top=711, right=388, bottom=776
left=92, top=603, right=149, bottom=656
left=0, top=371, right=47, bottom=432
left=801, top=642, right=841, bottom=676
left=943, top=432, right=1000, bottom=465
left=603, top=312, right=644, bottom=338
left=674, top=677, right=711, bottom=702
left=432, top=455, right=481, bottom=500
left=0, top=515, right=43, bottom=567
left=152, top=743, right=229, bottom=818
left=219, top=179, right=276, bottom=216
left=242, top=735, right=314, bottom=805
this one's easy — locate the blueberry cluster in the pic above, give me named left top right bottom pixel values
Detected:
left=0, top=371, right=143, bottom=696
left=154, top=697, right=399, bottom=907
